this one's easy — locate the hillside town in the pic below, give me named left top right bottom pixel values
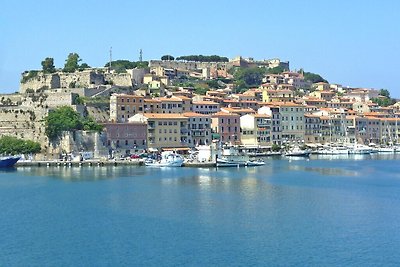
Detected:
left=1, top=54, right=399, bottom=160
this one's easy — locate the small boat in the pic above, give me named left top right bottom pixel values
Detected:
left=284, top=147, right=311, bottom=157
left=377, top=147, right=396, bottom=153
left=145, top=151, right=184, bottom=167
left=245, top=160, right=266, bottom=167
left=216, top=158, right=245, bottom=167
left=0, top=156, right=21, bottom=168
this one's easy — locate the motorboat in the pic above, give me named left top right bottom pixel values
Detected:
left=0, top=156, right=21, bottom=168
left=245, top=160, right=266, bottom=167
left=348, top=144, right=372, bottom=154
left=216, top=157, right=246, bottom=167
left=284, top=147, right=311, bottom=157
left=144, top=151, right=184, bottom=167
left=377, top=146, right=396, bottom=153
left=316, top=146, right=349, bottom=155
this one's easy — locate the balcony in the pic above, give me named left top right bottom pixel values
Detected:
left=192, top=129, right=206, bottom=137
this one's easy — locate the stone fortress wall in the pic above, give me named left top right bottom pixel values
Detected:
left=20, top=69, right=135, bottom=94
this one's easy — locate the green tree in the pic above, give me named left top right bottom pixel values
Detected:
left=63, top=53, right=81, bottom=73
left=194, top=85, right=208, bottom=95
left=79, top=63, right=91, bottom=70
left=44, top=106, right=103, bottom=141
left=44, top=106, right=83, bottom=140
left=379, top=89, right=390, bottom=98
left=266, top=66, right=285, bottom=74
left=104, top=60, right=149, bottom=72
left=206, top=80, right=222, bottom=89
left=21, top=70, right=39, bottom=83
left=82, top=116, right=103, bottom=132
left=161, top=55, right=174, bottom=60
left=41, top=57, right=56, bottom=73
left=233, top=67, right=266, bottom=88
left=371, top=97, right=396, bottom=107
left=271, top=144, right=281, bottom=152
left=303, top=71, right=328, bottom=83
left=0, top=136, right=41, bottom=155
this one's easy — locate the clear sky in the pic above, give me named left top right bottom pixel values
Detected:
left=1, top=0, right=399, bottom=96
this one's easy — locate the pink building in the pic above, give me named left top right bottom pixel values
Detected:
left=211, top=112, right=241, bottom=144
left=103, top=122, right=147, bottom=154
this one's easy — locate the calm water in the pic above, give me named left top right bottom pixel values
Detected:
left=1, top=154, right=400, bottom=266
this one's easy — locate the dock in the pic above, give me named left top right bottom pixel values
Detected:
left=15, top=159, right=144, bottom=168
left=14, top=159, right=217, bottom=168
left=182, top=161, right=216, bottom=168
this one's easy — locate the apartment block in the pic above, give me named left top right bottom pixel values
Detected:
left=110, top=93, right=144, bottom=122
left=129, top=113, right=189, bottom=149
left=211, top=112, right=241, bottom=144
left=183, top=112, right=212, bottom=146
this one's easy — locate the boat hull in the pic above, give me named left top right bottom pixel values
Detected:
left=0, top=156, right=20, bottom=168
left=285, top=152, right=311, bottom=157
left=145, top=161, right=183, bottom=167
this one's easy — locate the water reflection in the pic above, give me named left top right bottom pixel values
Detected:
left=15, top=166, right=146, bottom=181
left=0, top=167, right=17, bottom=174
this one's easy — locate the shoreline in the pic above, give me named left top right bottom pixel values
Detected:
left=14, top=159, right=218, bottom=168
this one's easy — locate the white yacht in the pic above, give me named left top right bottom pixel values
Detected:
left=145, top=151, right=184, bottom=167
left=284, top=147, right=311, bottom=157
left=348, top=144, right=372, bottom=154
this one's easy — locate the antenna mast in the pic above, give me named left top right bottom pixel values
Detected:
left=109, top=47, right=112, bottom=73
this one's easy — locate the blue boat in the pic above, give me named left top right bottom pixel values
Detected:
left=0, top=156, right=20, bottom=168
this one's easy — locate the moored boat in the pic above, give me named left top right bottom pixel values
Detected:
left=348, top=144, right=372, bottom=154
left=284, top=147, right=311, bottom=157
left=0, top=156, right=21, bottom=168
left=216, top=158, right=246, bottom=167
left=145, top=151, right=184, bottom=167
left=245, top=160, right=266, bottom=167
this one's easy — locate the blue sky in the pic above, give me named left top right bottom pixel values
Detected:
left=1, top=0, right=399, bottom=96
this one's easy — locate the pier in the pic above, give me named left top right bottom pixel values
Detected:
left=15, top=159, right=144, bottom=168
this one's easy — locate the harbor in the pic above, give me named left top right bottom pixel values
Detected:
left=2, top=155, right=400, bottom=266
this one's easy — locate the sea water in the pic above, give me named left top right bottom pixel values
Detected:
left=1, top=154, right=400, bottom=266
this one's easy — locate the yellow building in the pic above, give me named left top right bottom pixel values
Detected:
left=240, top=114, right=271, bottom=146
left=262, top=89, right=294, bottom=103
left=110, top=93, right=145, bottom=122
left=129, top=113, right=189, bottom=149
